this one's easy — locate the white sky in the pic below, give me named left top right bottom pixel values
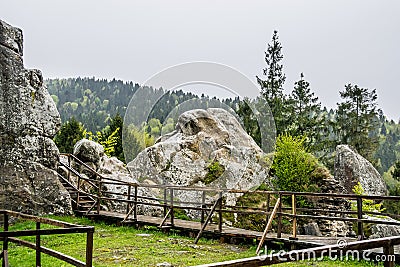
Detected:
left=2, top=0, right=399, bottom=120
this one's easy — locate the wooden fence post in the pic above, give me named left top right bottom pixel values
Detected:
left=86, top=229, right=94, bottom=267
left=67, top=155, right=71, bottom=182
left=134, top=185, right=138, bottom=221
left=357, top=196, right=364, bottom=240
left=97, top=181, right=102, bottom=215
left=126, top=185, right=132, bottom=216
left=383, top=240, right=395, bottom=267
left=2, top=212, right=9, bottom=267
left=277, top=192, right=283, bottom=238
left=36, top=222, right=41, bottom=267
left=170, top=188, right=174, bottom=226
left=291, top=194, right=297, bottom=239
left=163, top=185, right=167, bottom=218
left=218, top=192, right=223, bottom=233
left=201, top=191, right=206, bottom=224
left=266, top=193, right=271, bottom=224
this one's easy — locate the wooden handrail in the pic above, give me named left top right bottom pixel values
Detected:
left=58, top=153, right=400, bottom=250
left=0, top=210, right=94, bottom=267
left=193, top=236, right=400, bottom=267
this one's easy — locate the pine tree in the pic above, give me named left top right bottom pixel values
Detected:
left=54, top=117, right=85, bottom=153
left=392, top=161, right=400, bottom=181
left=256, top=30, right=287, bottom=134
left=286, top=73, right=326, bottom=151
left=335, top=84, right=379, bottom=162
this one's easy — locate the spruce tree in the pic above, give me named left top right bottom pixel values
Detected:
left=335, top=84, right=379, bottom=162
left=392, top=161, right=400, bottom=181
left=256, top=30, right=287, bottom=134
left=287, top=73, right=325, bottom=151
left=54, top=117, right=85, bottom=153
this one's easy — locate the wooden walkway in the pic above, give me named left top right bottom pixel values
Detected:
left=90, top=211, right=355, bottom=246
left=89, top=211, right=400, bottom=256
left=58, top=153, right=400, bottom=265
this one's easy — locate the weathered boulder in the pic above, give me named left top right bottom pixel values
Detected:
left=366, top=216, right=400, bottom=239
left=127, top=108, right=271, bottom=206
left=302, top=222, right=322, bottom=236
left=334, top=145, right=387, bottom=196
left=73, top=139, right=104, bottom=169
left=0, top=20, right=71, bottom=215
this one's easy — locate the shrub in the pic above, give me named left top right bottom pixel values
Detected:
left=271, top=134, right=319, bottom=192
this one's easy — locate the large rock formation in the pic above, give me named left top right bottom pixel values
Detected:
left=335, top=145, right=387, bottom=196
left=67, top=139, right=162, bottom=216
left=0, top=20, right=71, bottom=215
left=127, top=108, right=271, bottom=206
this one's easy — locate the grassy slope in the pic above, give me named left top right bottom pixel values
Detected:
left=1, top=216, right=389, bottom=267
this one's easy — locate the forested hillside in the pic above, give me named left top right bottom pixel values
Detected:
left=45, top=31, right=400, bottom=181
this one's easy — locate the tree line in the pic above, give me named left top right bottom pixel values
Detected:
left=48, top=31, right=400, bottom=200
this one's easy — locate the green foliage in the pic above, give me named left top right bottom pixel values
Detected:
left=5, top=216, right=257, bottom=267
left=204, top=161, right=225, bottom=185
left=271, top=134, right=319, bottom=193
left=47, top=78, right=139, bottom=132
left=334, top=84, right=380, bottom=163
left=47, top=74, right=399, bottom=178
left=256, top=30, right=287, bottom=135
left=104, top=113, right=124, bottom=161
left=391, top=160, right=400, bottom=181
left=54, top=117, right=85, bottom=153
left=123, top=123, right=156, bottom=163
left=286, top=73, right=327, bottom=152
left=383, top=165, right=400, bottom=214
left=99, top=128, right=119, bottom=157
left=352, top=182, right=385, bottom=213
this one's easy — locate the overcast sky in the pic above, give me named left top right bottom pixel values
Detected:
left=2, top=0, right=399, bottom=120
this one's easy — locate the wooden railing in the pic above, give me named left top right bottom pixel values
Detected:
left=0, top=210, right=94, bottom=267
left=59, top=153, right=400, bottom=244
left=193, top=235, right=400, bottom=267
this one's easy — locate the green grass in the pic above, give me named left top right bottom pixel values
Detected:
left=0, top=216, right=395, bottom=266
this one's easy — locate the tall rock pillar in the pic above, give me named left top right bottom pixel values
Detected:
left=0, top=20, right=72, bottom=215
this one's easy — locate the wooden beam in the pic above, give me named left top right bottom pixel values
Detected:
left=256, top=197, right=280, bottom=255
left=192, top=236, right=400, bottom=267
left=194, top=198, right=221, bottom=244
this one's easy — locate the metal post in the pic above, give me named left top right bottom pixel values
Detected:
left=36, top=222, right=41, bottom=267
left=277, top=192, right=283, bottom=238
left=357, top=196, right=364, bottom=240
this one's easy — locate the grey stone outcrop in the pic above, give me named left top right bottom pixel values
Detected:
left=127, top=108, right=271, bottom=207
left=334, top=145, right=387, bottom=196
left=0, top=20, right=71, bottom=215
left=73, top=138, right=105, bottom=169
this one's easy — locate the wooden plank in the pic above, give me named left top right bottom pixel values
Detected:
left=191, top=236, right=400, bottom=267
left=8, top=238, right=86, bottom=267
left=256, top=198, right=280, bottom=254
left=0, top=227, right=94, bottom=238
left=195, top=198, right=221, bottom=244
